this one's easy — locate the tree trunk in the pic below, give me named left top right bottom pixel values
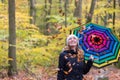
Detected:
left=44, top=0, right=48, bottom=35
left=86, top=0, right=97, bottom=23
left=65, top=0, right=68, bottom=27
left=44, top=0, right=47, bottom=15
left=48, top=0, right=52, bottom=15
left=29, top=0, right=36, bottom=24
left=8, top=0, right=17, bottom=76
left=73, top=0, right=82, bottom=18
left=118, top=0, right=120, bottom=6
left=101, top=0, right=112, bottom=26
left=45, top=0, right=52, bottom=35
left=113, top=0, right=116, bottom=33
left=95, top=0, right=99, bottom=24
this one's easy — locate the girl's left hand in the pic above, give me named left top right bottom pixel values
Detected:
left=89, top=55, right=94, bottom=61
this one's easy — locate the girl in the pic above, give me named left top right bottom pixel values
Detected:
left=57, top=34, right=94, bottom=80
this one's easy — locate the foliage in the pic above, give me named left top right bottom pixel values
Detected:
left=47, top=15, right=78, bottom=26
left=0, top=0, right=120, bottom=75
left=0, top=41, right=9, bottom=70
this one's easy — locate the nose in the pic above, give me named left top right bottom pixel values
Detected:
left=70, top=38, right=75, bottom=42
left=72, top=37, right=76, bottom=40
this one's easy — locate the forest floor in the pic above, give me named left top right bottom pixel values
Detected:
left=0, top=65, right=120, bottom=80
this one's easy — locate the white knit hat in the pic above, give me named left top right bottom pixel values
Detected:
left=66, top=34, right=78, bottom=45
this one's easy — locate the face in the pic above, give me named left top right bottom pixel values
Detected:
left=68, top=37, right=78, bottom=47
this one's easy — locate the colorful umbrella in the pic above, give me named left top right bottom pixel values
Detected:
left=72, top=23, right=120, bottom=68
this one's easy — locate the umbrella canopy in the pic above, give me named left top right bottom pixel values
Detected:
left=72, top=23, right=120, bottom=68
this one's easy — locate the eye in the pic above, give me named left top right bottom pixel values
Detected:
left=73, top=37, right=76, bottom=39
left=68, top=37, right=72, bottom=40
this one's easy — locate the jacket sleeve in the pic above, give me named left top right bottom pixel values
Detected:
left=83, top=59, right=93, bottom=74
left=57, top=52, right=66, bottom=80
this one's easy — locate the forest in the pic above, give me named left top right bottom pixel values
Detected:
left=0, top=0, right=120, bottom=80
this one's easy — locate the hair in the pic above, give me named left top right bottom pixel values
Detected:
left=62, top=34, right=84, bottom=61
left=63, top=45, right=84, bottom=61
left=77, top=48, right=84, bottom=60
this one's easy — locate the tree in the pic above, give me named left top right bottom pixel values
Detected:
left=113, top=0, right=116, bottom=33
left=65, top=0, right=68, bottom=27
left=118, top=0, right=120, bottom=6
left=103, top=0, right=112, bottom=26
left=8, top=0, right=17, bottom=76
left=48, top=0, right=52, bottom=15
left=29, top=0, right=36, bottom=24
left=86, top=0, right=97, bottom=23
left=45, top=0, right=52, bottom=35
left=44, top=0, right=47, bottom=15
left=73, top=0, right=82, bottom=18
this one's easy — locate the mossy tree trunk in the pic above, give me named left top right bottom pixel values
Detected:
left=8, top=0, right=17, bottom=77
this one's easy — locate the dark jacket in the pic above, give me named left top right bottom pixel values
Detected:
left=57, top=50, right=93, bottom=80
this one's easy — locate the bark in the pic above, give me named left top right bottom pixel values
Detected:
left=119, top=0, right=120, bottom=6
left=65, top=0, right=68, bottom=27
left=44, top=0, right=47, bottom=15
left=29, top=0, right=36, bottom=24
left=45, top=0, right=52, bottom=35
left=86, top=0, right=97, bottom=23
left=113, top=0, right=116, bottom=33
left=100, top=0, right=112, bottom=26
left=48, top=0, right=52, bottom=15
left=8, top=0, right=17, bottom=76
left=73, top=0, right=82, bottom=18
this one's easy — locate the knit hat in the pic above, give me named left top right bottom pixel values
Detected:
left=66, top=34, right=78, bottom=45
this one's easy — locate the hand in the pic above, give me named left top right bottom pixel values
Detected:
left=89, top=55, right=94, bottom=61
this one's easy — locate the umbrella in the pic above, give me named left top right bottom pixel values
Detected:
left=72, top=23, right=120, bottom=68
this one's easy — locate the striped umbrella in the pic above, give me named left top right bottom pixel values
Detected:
left=72, top=23, right=120, bottom=68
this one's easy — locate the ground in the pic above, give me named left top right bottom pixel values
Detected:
left=0, top=65, right=120, bottom=80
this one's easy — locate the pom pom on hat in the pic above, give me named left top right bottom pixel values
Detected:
left=66, top=34, right=78, bottom=45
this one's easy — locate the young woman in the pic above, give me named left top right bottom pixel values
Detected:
left=57, top=34, right=94, bottom=80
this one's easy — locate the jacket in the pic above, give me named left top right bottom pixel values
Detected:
left=57, top=50, right=93, bottom=80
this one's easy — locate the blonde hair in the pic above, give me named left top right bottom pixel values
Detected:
left=63, top=46, right=84, bottom=60
left=77, top=48, right=84, bottom=60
